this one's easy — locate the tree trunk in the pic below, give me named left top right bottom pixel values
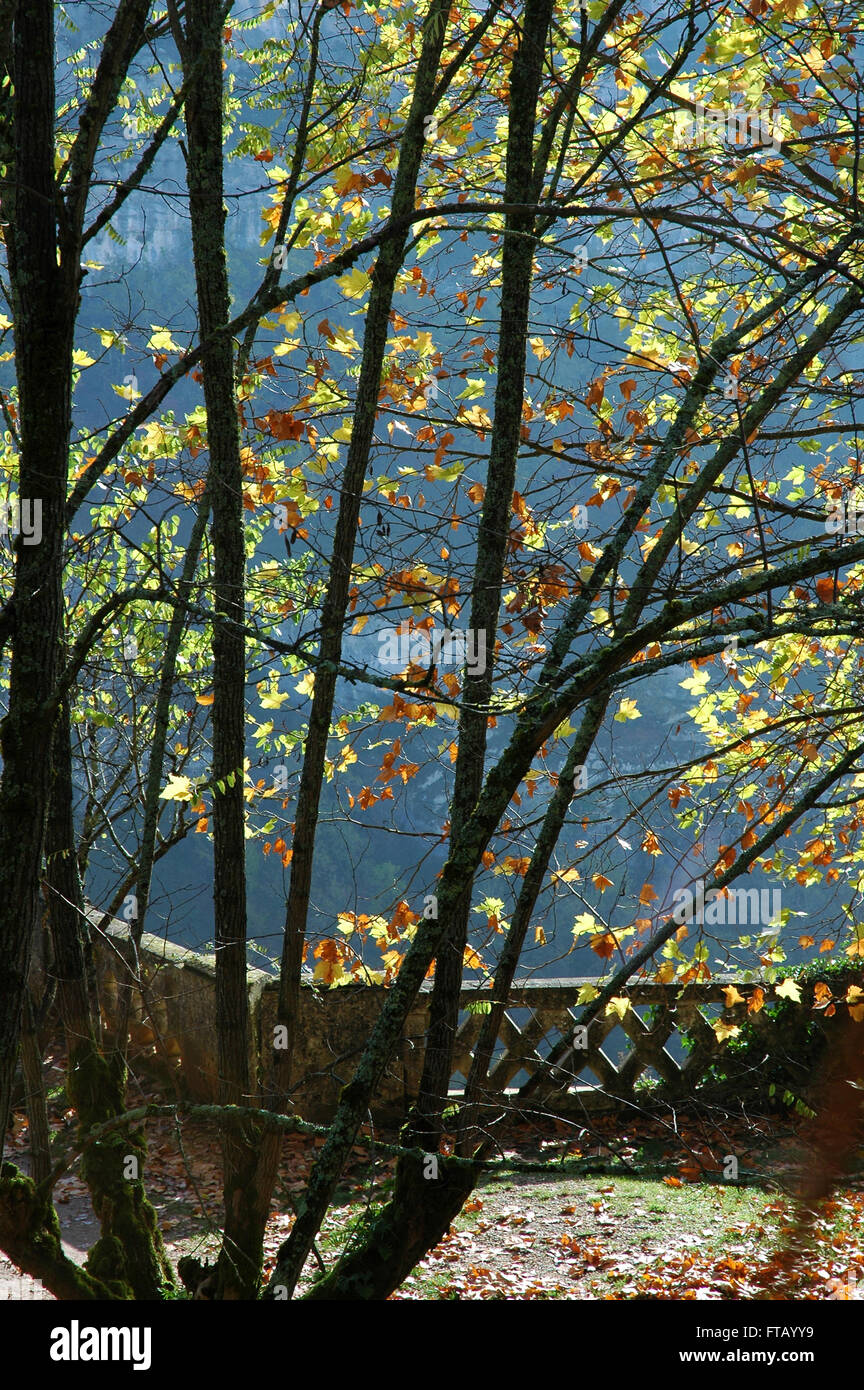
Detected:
left=304, top=0, right=555, bottom=1298
left=183, top=0, right=270, bottom=1299
left=0, top=0, right=74, bottom=1153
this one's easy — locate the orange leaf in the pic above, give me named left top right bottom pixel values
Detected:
left=816, top=576, right=839, bottom=603
left=590, top=932, right=617, bottom=960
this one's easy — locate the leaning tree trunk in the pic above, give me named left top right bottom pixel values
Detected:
left=303, top=0, right=555, bottom=1300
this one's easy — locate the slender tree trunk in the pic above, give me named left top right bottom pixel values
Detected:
left=406, top=0, right=554, bottom=1149
left=183, top=0, right=271, bottom=1299
left=271, top=0, right=451, bottom=1097
left=302, top=0, right=555, bottom=1299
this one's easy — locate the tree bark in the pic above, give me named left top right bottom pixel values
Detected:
left=0, top=0, right=74, bottom=1153
left=296, top=0, right=555, bottom=1296
left=183, top=0, right=270, bottom=1299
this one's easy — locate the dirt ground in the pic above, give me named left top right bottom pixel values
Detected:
left=3, top=1068, right=862, bottom=1301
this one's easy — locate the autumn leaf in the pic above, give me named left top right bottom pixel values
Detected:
left=254, top=409, right=304, bottom=441
left=160, top=775, right=194, bottom=802
left=605, top=996, right=631, bottom=1021
left=336, top=266, right=371, bottom=299
left=713, top=1019, right=741, bottom=1043
left=846, top=985, right=864, bottom=1022
left=774, top=979, right=802, bottom=1002
left=590, top=932, right=617, bottom=960
left=815, top=576, right=838, bottom=603
left=813, top=981, right=833, bottom=1010
left=723, top=985, right=745, bottom=1008
left=572, top=912, right=599, bottom=938
left=613, top=699, right=641, bottom=722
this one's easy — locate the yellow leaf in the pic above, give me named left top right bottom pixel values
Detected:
left=534, top=925, right=547, bottom=946
left=605, top=996, right=631, bottom=1021
left=147, top=327, right=179, bottom=352
left=572, top=912, right=599, bottom=938
left=196, top=692, right=215, bottom=706
left=613, top=698, right=641, bottom=722
left=259, top=689, right=291, bottom=709
left=295, top=672, right=315, bottom=697
left=160, top=775, right=193, bottom=802
left=576, top=983, right=600, bottom=1005
left=774, top=978, right=802, bottom=1002
left=314, top=957, right=346, bottom=986
left=723, top=985, right=745, bottom=1008
left=336, top=267, right=371, bottom=299
left=529, top=336, right=551, bottom=361
left=713, top=1019, right=741, bottom=1043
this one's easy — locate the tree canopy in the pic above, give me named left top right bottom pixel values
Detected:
left=1, top=0, right=864, bottom=1306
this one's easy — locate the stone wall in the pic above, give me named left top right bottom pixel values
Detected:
left=91, top=911, right=430, bottom=1124
left=90, top=910, right=864, bottom=1123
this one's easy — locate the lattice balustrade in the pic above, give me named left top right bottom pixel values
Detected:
left=447, top=976, right=845, bottom=1114
left=91, top=912, right=863, bottom=1122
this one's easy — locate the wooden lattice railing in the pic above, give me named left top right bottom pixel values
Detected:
left=448, top=976, right=851, bottom=1113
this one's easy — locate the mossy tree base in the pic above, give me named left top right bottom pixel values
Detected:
left=302, top=1151, right=478, bottom=1301
left=0, top=1162, right=126, bottom=1299
left=68, top=1042, right=174, bottom=1300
